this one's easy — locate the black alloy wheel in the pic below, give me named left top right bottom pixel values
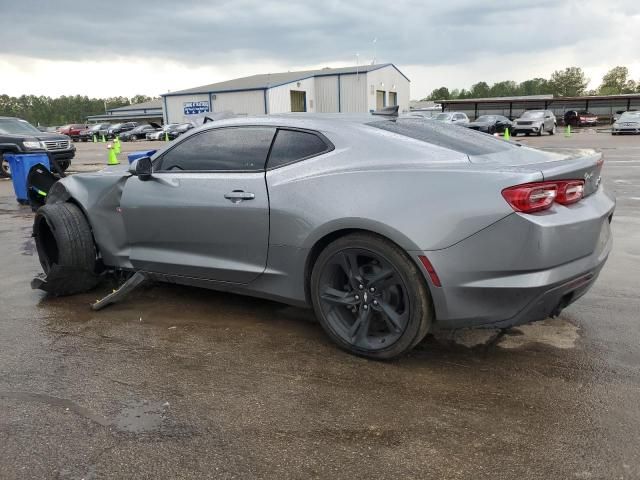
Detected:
left=311, top=233, right=433, bottom=359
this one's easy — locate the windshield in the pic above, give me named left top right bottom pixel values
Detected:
left=521, top=111, right=545, bottom=119
left=434, top=113, right=452, bottom=121
left=0, top=118, right=42, bottom=135
left=619, top=112, right=640, bottom=121
left=177, top=123, right=192, bottom=131
left=475, top=115, right=496, bottom=122
left=110, top=123, right=122, bottom=129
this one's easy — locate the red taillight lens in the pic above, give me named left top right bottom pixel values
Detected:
left=556, top=180, right=584, bottom=205
left=502, top=180, right=586, bottom=213
left=502, top=182, right=558, bottom=213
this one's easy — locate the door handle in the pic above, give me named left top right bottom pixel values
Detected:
left=224, top=190, right=255, bottom=203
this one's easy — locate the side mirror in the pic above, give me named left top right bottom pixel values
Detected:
left=129, top=156, right=153, bottom=181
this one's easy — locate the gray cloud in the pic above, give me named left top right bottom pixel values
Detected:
left=1, top=0, right=638, bottom=70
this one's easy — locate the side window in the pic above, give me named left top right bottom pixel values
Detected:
left=158, top=127, right=275, bottom=172
left=267, top=129, right=331, bottom=169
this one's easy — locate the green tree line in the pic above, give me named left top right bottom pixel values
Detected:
left=0, top=94, right=157, bottom=126
left=423, top=66, right=639, bottom=101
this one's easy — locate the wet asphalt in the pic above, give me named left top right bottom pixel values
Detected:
left=0, top=134, right=639, bottom=479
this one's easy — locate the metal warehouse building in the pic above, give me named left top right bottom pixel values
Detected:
left=439, top=94, right=640, bottom=123
left=86, top=99, right=164, bottom=124
left=161, top=63, right=410, bottom=123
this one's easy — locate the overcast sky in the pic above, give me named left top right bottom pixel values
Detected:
left=1, top=0, right=639, bottom=100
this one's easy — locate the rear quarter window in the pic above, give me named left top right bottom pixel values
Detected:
left=367, top=118, right=514, bottom=155
left=267, top=129, right=332, bottom=168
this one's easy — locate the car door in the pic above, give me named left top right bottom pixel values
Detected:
left=120, top=126, right=276, bottom=283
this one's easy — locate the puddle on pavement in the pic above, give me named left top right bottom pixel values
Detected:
left=113, top=400, right=168, bottom=434
left=498, top=318, right=579, bottom=350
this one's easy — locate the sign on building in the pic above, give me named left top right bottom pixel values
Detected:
left=184, top=101, right=210, bottom=115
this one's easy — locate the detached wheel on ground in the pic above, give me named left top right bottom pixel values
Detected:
left=311, top=233, right=433, bottom=360
left=33, top=202, right=100, bottom=296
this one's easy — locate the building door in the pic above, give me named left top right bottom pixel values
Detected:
left=376, top=90, right=386, bottom=110
left=290, top=91, right=306, bottom=112
left=389, top=91, right=397, bottom=106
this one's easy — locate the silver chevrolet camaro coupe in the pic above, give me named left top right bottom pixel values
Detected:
left=32, top=113, right=614, bottom=359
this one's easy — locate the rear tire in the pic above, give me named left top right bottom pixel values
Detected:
left=33, top=202, right=100, bottom=296
left=310, top=233, right=433, bottom=360
left=550, top=124, right=556, bottom=135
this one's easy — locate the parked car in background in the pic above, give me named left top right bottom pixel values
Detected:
left=511, top=110, right=557, bottom=136
left=409, top=109, right=440, bottom=119
left=166, top=122, right=195, bottom=140
left=146, top=123, right=178, bottom=141
left=79, top=123, right=111, bottom=142
left=464, top=115, right=512, bottom=134
left=432, top=112, right=469, bottom=125
left=564, top=110, right=598, bottom=128
left=612, top=111, right=640, bottom=135
left=30, top=113, right=613, bottom=359
left=57, top=124, right=88, bottom=141
left=119, top=123, right=162, bottom=141
left=0, top=116, right=75, bottom=178
left=104, top=122, right=137, bottom=139
left=613, top=109, right=638, bottom=123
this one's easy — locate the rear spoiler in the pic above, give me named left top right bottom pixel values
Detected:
left=371, top=105, right=399, bottom=117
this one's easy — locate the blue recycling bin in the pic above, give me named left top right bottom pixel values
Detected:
left=4, top=153, right=51, bottom=204
left=127, top=150, right=157, bottom=164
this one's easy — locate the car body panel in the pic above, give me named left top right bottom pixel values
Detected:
left=45, top=113, right=614, bottom=329
left=120, top=171, right=269, bottom=283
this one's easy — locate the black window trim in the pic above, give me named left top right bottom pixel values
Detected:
left=152, top=124, right=334, bottom=174
left=265, top=127, right=335, bottom=171
left=153, top=125, right=278, bottom=174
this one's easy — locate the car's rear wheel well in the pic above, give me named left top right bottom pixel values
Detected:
left=304, top=228, right=429, bottom=305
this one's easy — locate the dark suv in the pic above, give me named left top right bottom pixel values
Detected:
left=0, top=116, right=75, bottom=178
left=104, top=122, right=137, bottom=139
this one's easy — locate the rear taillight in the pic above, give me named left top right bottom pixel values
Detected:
left=556, top=180, right=584, bottom=205
left=502, top=182, right=558, bottom=213
left=502, top=180, right=585, bottom=213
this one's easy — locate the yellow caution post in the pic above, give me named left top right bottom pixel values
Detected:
left=564, top=125, right=571, bottom=137
left=164, top=131, right=170, bottom=142
left=113, top=136, right=121, bottom=155
left=504, top=128, right=510, bottom=141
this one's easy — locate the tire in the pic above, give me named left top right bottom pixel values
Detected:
left=537, top=126, right=543, bottom=136
left=0, top=153, right=10, bottom=179
left=310, top=233, right=433, bottom=360
left=550, top=123, right=556, bottom=135
left=33, top=202, right=100, bottom=296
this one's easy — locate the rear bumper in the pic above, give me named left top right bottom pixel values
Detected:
left=513, top=125, right=542, bottom=133
left=414, top=187, right=615, bottom=329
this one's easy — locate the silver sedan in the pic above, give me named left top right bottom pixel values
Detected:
left=32, top=114, right=614, bottom=359
left=612, top=112, right=640, bottom=134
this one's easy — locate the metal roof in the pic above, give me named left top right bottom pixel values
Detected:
left=108, top=99, right=163, bottom=111
left=162, top=64, right=409, bottom=96
left=440, top=93, right=640, bottom=104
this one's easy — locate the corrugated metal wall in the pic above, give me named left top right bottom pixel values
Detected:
left=339, top=74, right=367, bottom=112
left=365, top=66, right=410, bottom=113
left=165, top=93, right=210, bottom=123
left=315, top=76, right=339, bottom=112
left=213, top=90, right=265, bottom=116
left=267, top=77, right=316, bottom=114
